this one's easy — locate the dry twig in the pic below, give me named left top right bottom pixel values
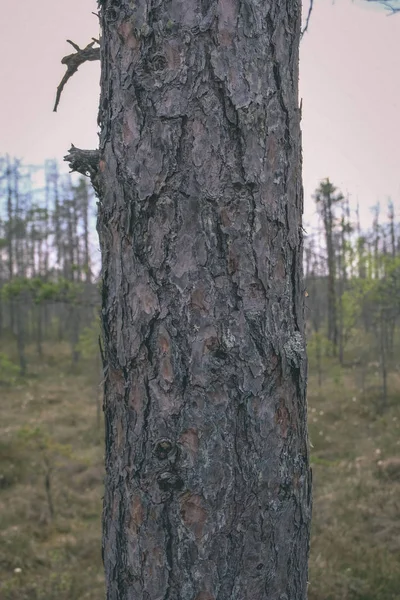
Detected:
left=53, top=39, right=100, bottom=112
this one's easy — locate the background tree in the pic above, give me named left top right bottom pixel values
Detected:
left=305, top=189, right=400, bottom=410
left=313, top=178, right=344, bottom=356
left=0, top=157, right=97, bottom=372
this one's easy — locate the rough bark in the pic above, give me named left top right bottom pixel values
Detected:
left=97, top=1, right=311, bottom=599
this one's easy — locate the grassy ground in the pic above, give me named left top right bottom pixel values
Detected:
left=307, top=359, right=400, bottom=600
left=1, top=343, right=399, bottom=599
left=0, top=343, right=104, bottom=600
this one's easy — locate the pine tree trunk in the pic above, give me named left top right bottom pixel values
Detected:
left=97, top=2, right=311, bottom=599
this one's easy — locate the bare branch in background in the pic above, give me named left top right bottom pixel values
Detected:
left=301, top=0, right=314, bottom=38
left=301, top=0, right=399, bottom=39
left=363, top=0, right=400, bottom=13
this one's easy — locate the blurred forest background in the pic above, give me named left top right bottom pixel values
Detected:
left=0, top=155, right=399, bottom=599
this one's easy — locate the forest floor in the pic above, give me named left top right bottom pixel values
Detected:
left=1, top=343, right=400, bottom=600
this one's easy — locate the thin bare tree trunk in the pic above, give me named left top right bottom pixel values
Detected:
left=16, top=296, right=27, bottom=376
left=81, top=178, right=92, bottom=283
left=6, top=156, right=15, bottom=333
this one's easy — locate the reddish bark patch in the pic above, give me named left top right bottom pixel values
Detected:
left=116, top=418, right=124, bottom=452
left=195, top=593, right=215, bottom=600
left=159, top=333, right=170, bottom=354
left=179, top=428, right=199, bottom=457
left=130, top=494, right=144, bottom=531
left=217, top=0, right=238, bottom=47
left=99, top=159, right=106, bottom=172
left=118, top=20, right=139, bottom=51
left=136, top=283, right=159, bottom=315
left=275, top=397, right=290, bottom=439
left=208, top=385, right=229, bottom=406
left=204, top=335, right=219, bottom=353
left=151, top=545, right=164, bottom=569
left=246, top=282, right=265, bottom=311
left=219, top=207, right=231, bottom=227
left=270, top=354, right=279, bottom=370
left=161, top=356, right=174, bottom=383
left=130, top=381, right=143, bottom=413
left=122, top=110, right=138, bottom=147
left=180, top=493, right=207, bottom=541
left=228, top=248, right=238, bottom=274
left=108, top=366, right=125, bottom=397
left=158, top=329, right=174, bottom=383
left=164, top=40, right=181, bottom=70
left=267, top=133, right=278, bottom=172
left=111, top=493, right=119, bottom=520
left=275, top=254, right=287, bottom=279
left=191, top=286, right=208, bottom=312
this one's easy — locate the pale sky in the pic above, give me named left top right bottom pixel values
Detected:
left=0, top=0, right=399, bottom=229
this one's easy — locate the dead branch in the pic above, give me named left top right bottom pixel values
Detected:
left=64, top=144, right=99, bottom=176
left=53, top=39, right=100, bottom=112
left=64, top=145, right=101, bottom=196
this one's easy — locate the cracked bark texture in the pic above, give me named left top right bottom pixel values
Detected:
left=97, top=1, right=311, bottom=599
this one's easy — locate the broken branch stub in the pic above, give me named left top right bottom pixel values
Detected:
left=64, top=145, right=101, bottom=197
